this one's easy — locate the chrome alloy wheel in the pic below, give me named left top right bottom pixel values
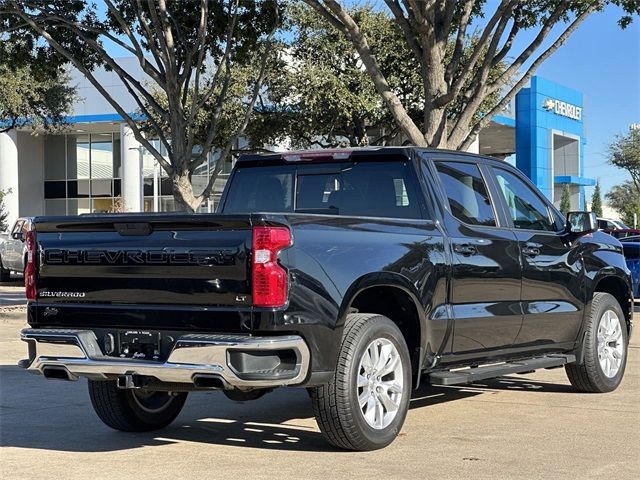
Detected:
left=357, top=338, right=404, bottom=430
left=597, top=309, right=624, bottom=378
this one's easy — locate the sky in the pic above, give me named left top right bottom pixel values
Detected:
left=516, top=4, right=640, bottom=198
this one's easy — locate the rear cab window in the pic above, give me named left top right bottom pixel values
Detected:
left=222, top=161, right=425, bottom=219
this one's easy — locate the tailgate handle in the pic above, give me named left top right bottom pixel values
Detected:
left=114, top=223, right=153, bottom=236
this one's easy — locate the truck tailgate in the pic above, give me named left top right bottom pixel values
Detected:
left=33, top=215, right=254, bottom=307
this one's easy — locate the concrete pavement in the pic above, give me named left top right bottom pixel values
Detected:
left=0, top=279, right=26, bottom=306
left=0, top=310, right=638, bottom=480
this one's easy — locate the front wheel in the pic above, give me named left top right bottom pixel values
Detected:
left=88, top=380, right=187, bottom=432
left=565, top=292, right=628, bottom=393
left=309, top=313, right=412, bottom=451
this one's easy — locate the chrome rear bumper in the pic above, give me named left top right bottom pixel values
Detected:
left=20, top=328, right=310, bottom=388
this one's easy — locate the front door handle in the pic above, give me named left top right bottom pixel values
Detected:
left=453, top=244, right=478, bottom=256
left=522, top=244, right=541, bottom=257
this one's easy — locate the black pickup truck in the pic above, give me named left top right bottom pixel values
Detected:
left=20, top=147, right=632, bottom=451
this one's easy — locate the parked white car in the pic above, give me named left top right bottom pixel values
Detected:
left=597, top=217, right=629, bottom=230
left=0, top=217, right=33, bottom=281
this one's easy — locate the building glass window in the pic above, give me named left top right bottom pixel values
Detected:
left=44, top=136, right=66, bottom=180
left=67, top=198, right=91, bottom=215
left=45, top=199, right=67, bottom=216
left=42, top=132, right=233, bottom=216
left=91, top=179, right=113, bottom=197
left=67, top=134, right=90, bottom=179
left=43, top=132, right=122, bottom=215
left=90, top=133, right=114, bottom=179
left=44, top=181, right=67, bottom=199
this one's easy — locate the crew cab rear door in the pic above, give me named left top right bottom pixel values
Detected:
left=422, top=156, right=523, bottom=358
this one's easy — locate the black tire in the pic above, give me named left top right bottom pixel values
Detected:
left=309, top=313, right=412, bottom=451
left=0, top=257, right=10, bottom=282
left=565, top=292, right=628, bottom=393
left=88, top=380, right=187, bottom=432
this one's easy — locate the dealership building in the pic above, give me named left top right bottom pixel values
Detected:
left=0, top=59, right=594, bottom=227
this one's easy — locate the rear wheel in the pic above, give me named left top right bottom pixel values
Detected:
left=309, top=313, right=411, bottom=451
left=565, top=292, right=628, bottom=393
left=88, top=380, right=187, bottom=432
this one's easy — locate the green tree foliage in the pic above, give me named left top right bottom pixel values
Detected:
left=608, top=128, right=640, bottom=193
left=304, top=1, right=640, bottom=150
left=590, top=180, right=603, bottom=216
left=559, top=184, right=571, bottom=215
left=250, top=4, right=506, bottom=149
left=1, top=0, right=281, bottom=212
left=606, top=181, right=640, bottom=227
left=0, top=188, right=10, bottom=231
left=0, top=19, right=77, bottom=133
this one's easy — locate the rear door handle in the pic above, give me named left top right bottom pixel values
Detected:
left=522, top=244, right=541, bottom=257
left=453, top=244, right=478, bottom=256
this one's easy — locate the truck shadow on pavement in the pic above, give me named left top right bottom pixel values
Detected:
left=0, top=364, right=571, bottom=453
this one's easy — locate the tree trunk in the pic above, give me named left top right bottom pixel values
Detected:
left=171, top=172, right=199, bottom=213
left=421, top=40, right=449, bottom=149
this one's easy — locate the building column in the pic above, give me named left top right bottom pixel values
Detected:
left=120, top=123, right=143, bottom=212
left=0, top=129, right=19, bottom=228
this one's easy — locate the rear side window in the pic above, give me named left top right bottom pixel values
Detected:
left=492, top=168, right=557, bottom=231
left=222, top=161, right=423, bottom=219
left=434, top=161, right=496, bottom=226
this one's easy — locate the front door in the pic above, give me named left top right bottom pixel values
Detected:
left=428, top=160, right=522, bottom=359
left=490, top=167, right=584, bottom=350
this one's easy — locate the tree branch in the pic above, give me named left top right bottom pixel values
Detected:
left=132, top=0, right=167, bottom=78
left=437, top=0, right=512, bottom=107
left=304, top=0, right=426, bottom=146
left=196, top=34, right=276, bottom=204
left=9, top=6, right=173, bottom=174
left=458, top=2, right=600, bottom=151
left=488, top=2, right=575, bottom=95
left=103, top=0, right=164, bottom=86
left=447, top=4, right=514, bottom=144
left=384, top=0, right=423, bottom=64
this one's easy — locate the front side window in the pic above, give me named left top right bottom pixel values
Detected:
left=493, top=168, right=556, bottom=231
left=434, top=161, right=496, bottom=226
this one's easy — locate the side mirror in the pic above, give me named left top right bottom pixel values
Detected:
left=11, top=231, right=24, bottom=242
left=566, top=211, right=596, bottom=235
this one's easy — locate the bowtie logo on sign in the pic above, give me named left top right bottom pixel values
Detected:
left=543, top=98, right=582, bottom=121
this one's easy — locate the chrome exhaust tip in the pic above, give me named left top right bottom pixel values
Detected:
left=192, top=374, right=228, bottom=390
left=42, top=366, right=74, bottom=381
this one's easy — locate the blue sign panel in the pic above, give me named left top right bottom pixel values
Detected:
left=515, top=76, right=594, bottom=209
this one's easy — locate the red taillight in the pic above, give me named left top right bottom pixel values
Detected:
left=252, top=226, right=292, bottom=307
left=24, top=230, right=37, bottom=301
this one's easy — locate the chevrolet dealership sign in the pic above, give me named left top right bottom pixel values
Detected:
left=543, top=98, right=582, bottom=121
